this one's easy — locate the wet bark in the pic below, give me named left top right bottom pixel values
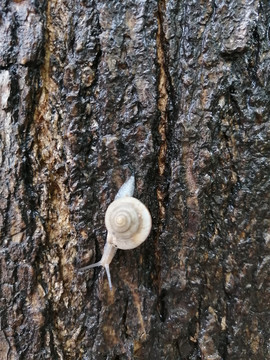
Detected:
left=0, top=1, right=270, bottom=359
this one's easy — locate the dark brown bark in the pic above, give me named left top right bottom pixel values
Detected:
left=0, top=0, right=270, bottom=359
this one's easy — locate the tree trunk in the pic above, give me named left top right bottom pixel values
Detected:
left=1, top=1, right=269, bottom=359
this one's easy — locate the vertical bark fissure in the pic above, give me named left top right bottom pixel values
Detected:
left=155, top=0, right=169, bottom=291
left=156, top=0, right=168, bottom=203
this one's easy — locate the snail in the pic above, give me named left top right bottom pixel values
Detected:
left=80, top=175, right=152, bottom=290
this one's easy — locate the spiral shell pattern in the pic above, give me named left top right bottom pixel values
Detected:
left=105, top=197, right=152, bottom=250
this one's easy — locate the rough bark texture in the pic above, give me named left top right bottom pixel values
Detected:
left=0, top=0, right=270, bottom=359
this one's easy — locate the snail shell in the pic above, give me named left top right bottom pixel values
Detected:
left=79, top=174, right=152, bottom=290
left=105, top=197, right=152, bottom=250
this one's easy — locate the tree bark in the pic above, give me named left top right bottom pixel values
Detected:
left=1, top=0, right=269, bottom=359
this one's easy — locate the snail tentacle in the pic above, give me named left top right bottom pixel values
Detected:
left=104, top=264, right=112, bottom=290
left=79, top=261, right=102, bottom=272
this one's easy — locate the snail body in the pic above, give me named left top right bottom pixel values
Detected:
left=80, top=175, right=151, bottom=290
